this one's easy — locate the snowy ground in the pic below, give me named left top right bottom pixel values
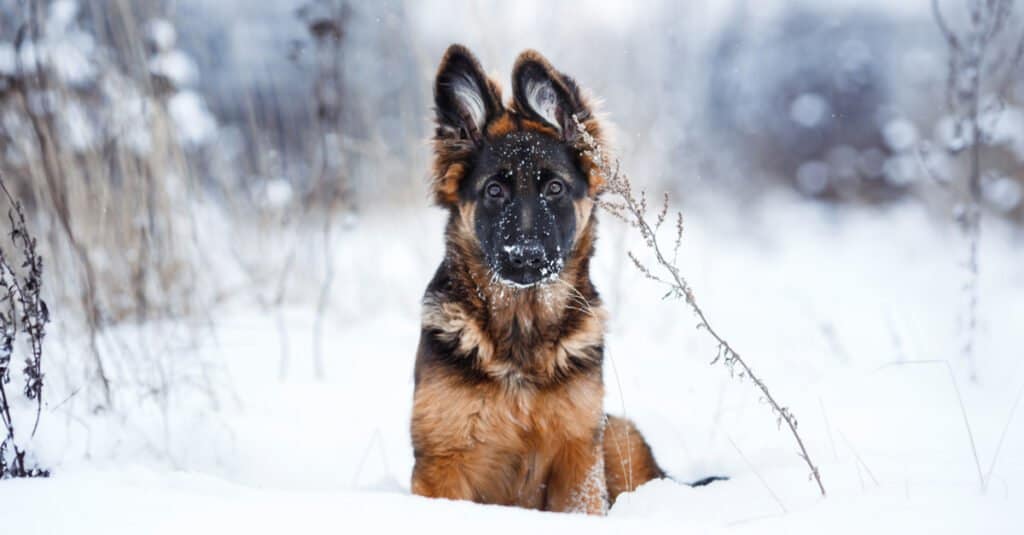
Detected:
left=3, top=196, right=1023, bottom=533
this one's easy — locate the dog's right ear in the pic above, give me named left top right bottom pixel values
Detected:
left=434, top=45, right=501, bottom=145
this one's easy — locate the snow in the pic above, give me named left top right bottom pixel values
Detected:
left=882, top=118, right=919, bottom=153
left=149, top=49, right=199, bottom=88
left=59, top=100, right=95, bottom=150
left=46, top=35, right=96, bottom=85
left=796, top=160, right=830, bottom=194
left=263, top=178, right=294, bottom=207
left=882, top=154, right=918, bottom=186
left=146, top=19, right=178, bottom=52
left=167, top=90, right=217, bottom=145
left=0, top=42, right=15, bottom=76
left=790, top=93, right=829, bottom=128
left=3, top=198, right=1023, bottom=533
left=858, top=147, right=887, bottom=179
left=836, top=38, right=873, bottom=75
left=101, top=76, right=153, bottom=156
left=45, top=0, right=80, bottom=37
left=935, top=116, right=972, bottom=153
left=5, top=1, right=97, bottom=87
left=4, top=466, right=1014, bottom=534
left=983, top=106, right=1024, bottom=162
left=983, top=175, right=1024, bottom=213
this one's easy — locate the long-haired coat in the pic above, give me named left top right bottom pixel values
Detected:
left=410, top=44, right=662, bottom=515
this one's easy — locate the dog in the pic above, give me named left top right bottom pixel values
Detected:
left=410, top=44, right=663, bottom=515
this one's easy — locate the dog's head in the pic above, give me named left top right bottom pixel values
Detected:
left=431, top=45, right=604, bottom=288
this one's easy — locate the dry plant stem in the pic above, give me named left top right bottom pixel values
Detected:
left=837, top=429, right=880, bottom=487
left=0, top=175, right=49, bottom=478
left=17, top=14, right=112, bottom=405
left=313, top=210, right=334, bottom=381
left=983, top=381, right=1024, bottom=489
left=819, top=397, right=839, bottom=461
left=932, top=0, right=1022, bottom=383
left=876, top=360, right=984, bottom=491
left=351, top=428, right=392, bottom=488
left=0, top=182, right=45, bottom=435
left=311, top=126, right=340, bottom=382
left=576, top=117, right=826, bottom=497
left=728, top=435, right=788, bottom=513
left=307, top=7, right=347, bottom=381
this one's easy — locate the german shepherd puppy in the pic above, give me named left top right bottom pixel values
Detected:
left=411, top=44, right=663, bottom=514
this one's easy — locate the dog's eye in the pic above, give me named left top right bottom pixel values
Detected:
left=485, top=182, right=505, bottom=199
left=544, top=180, right=565, bottom=198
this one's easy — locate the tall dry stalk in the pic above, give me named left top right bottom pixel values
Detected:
left=932, top=0, right=1024, bottom=382
left=576, top=117, right=826, bottom=497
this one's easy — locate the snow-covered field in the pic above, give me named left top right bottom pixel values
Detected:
left=3, top=196, right=1023, bottom=533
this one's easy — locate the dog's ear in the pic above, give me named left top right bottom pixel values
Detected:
left=434, top=44, right=501, bottom=145
left=511, top=50, right=591, bottom=142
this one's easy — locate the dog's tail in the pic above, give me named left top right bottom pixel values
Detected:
left=602, top=415, right=664, bottom=504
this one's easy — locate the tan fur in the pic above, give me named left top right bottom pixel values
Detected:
left=485, top=112, right=517, bottom=138
left=603, top=415, right=665, bottom=503
left=412, top=367, right=606, bottom=511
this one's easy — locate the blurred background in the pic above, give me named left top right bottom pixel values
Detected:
left=1, top=0, right=1023, bottom=490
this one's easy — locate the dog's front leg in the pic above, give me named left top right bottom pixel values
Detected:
left=544, top=437, right=608, bottom=515
left=411, top=454, right=476, bottom=502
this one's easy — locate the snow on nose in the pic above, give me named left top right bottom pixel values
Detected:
left=504, top=242, right=546, bottom=269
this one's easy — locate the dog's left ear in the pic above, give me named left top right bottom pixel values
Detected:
left=511, top=50, right=591, bottom=142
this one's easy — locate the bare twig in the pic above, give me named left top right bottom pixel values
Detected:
left=983, top=381, right=1024, bottom=489
left=14, top=12, right=112, bottom=405
left=312, top=207, right=335, bottom=380
left=819, top=397, right=839, bottom=462
left=837, top=429, right=880, bottom=488
left=305, top=2, right=350, bottom=381
left=875, top=359, right=983, bottom=491
left=576, top=116, right=826, bottom=497
left=351, top=428, right=392, bottom=488
left=728, top=435, right=788, bottom=513
left=932, top=0, right=1021, bottom=383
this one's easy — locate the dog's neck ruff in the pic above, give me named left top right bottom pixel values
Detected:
left=423, top=243, right=605, bottom=387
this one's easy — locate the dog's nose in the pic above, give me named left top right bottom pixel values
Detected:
left=508, top=242, right=546, bottom=269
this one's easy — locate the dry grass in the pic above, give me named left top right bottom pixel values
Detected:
left=576, top=115, right=827, bottom=497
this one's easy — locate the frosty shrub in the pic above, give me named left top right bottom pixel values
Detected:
left=0, top=0, right=235, bottom=412
left=0, top=178, right=49, bottom=479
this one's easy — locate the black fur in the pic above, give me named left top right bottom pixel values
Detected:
left=459, top=131, right=587, bottom=287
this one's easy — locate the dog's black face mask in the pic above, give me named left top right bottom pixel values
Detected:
left=462, top=131, right=586, bottom=287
